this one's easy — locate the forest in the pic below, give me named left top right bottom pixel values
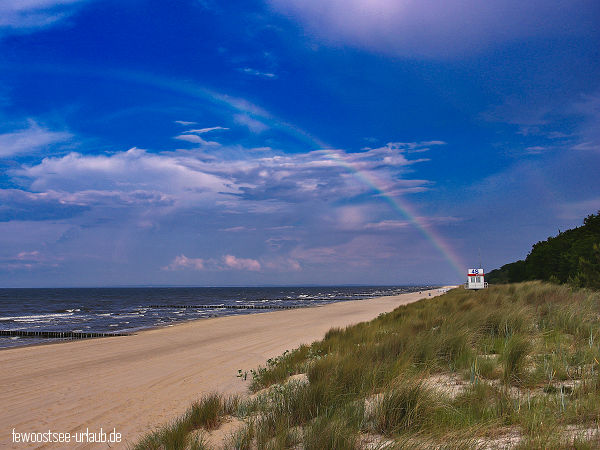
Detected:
left=487, top=211, right=600, bottom=289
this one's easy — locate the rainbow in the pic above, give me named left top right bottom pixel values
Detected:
left=322, top=150, right=465, bottom=279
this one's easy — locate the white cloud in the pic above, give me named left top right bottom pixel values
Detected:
left=0, top=249, right=61, bottom=270
left=571, top=142, right=598, bottom=151
left=239, top=67, right=277, bottom=79
left=263, top=257, right=301, bottom=271
left=0, top=0, right=86, bottom=34
left=340, top=214, right=460, bottom=232
left=173, top=125, right=228, bottom=146
left=364, top=220, right=409, bottom=230
left=185, top=126, right=229, bottom=134
left=267, top=0, right=596, bottom=59
left=234, top=114, right=268, bottom=133
left=163, top=254, right=205, bottom=271
left=223, top=254, right=261, bottom=271
left=174, top=134, right=221, bottom=147
left=11, top=141, right=433, bottom=210
left=221, top=226, right=255, bottom=232
left=16, top=250, right=41, bottom=260
left=163, top=254, right=261, bottom=271
left=0, top=121, right=72, bottom=157
left=367, top=141, right=446, bottom=153
left=14, top=148, right=239, bottom=205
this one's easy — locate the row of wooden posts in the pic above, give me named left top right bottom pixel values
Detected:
left=1, top=304, right=314, bottom=340
left=0, top=330, right=130, bottom=339
left=148, top=304, right=309, bottom=310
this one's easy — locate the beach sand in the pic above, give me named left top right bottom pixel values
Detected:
left=0, top=288, right=449, bottom=448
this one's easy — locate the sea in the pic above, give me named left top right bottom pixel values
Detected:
left=0, top=285, right=434, bottom=349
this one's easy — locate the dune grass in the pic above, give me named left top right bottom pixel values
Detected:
left=134, top=282, right=600, bottom=449
left=133, top=393, right=239, bottom=450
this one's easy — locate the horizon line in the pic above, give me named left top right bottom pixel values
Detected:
left=0, top=283, right=453, bottom=289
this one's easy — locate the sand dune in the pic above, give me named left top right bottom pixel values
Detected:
left=0, top=289, right=447, bottom=448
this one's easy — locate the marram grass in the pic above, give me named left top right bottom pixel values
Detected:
left=133, top=393, right=239, bottom=450
left=134, top=282, right=600, bottom=449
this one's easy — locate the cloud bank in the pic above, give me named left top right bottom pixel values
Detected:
left=1, top=136, right=443, bottom=281
left=267, top=0, right=598, bottom=58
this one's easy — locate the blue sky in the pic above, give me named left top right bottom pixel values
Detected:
left=0, top=0, right=598, bottom=287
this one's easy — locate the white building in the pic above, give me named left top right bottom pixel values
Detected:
left=466, top=268, right=488, bottom=289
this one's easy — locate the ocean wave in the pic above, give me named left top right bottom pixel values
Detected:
left=0, top=312, right=74, bottom=322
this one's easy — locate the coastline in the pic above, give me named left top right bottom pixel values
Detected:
left=0, top=288, right=449, bottom=448
left=0, top=286, right=429, bottom=352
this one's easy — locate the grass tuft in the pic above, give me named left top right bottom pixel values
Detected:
left=302, top=417, right=360, bottom=450
left=501, top=335, right=530, bottom=384
left=371, top=381, right=431, bottom=435
left=133, top=393, right=238, bottom=449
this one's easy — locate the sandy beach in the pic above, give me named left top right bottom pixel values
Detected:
left=0, top=289, right=447, bottom=448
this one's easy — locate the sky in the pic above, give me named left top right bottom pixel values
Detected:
left=0, top=0, right=598, bottom=287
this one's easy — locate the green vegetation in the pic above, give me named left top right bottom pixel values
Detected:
left=134, top=393, right=239, bottom=450
left=487, top=211, right=600, bottom=289
left=134, top=282, right=600, bottom=448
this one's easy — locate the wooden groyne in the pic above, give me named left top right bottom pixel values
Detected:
left=0, top=330, right=131, bottom=339
left=149, top=304, right=312, bottom=310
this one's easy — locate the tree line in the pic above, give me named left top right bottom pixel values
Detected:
left=487, top=211, right=600, bottom=289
